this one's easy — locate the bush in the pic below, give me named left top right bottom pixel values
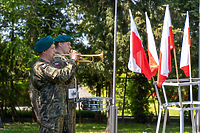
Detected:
left=1, top=109, right=106, bottom=122
left=76, top=110, right=106, bottom=118
left=127, top=74, right=152, bottom=123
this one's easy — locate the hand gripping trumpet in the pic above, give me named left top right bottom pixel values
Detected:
left=55, top=51, right=104, bottom=63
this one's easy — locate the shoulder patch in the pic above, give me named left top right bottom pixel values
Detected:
left=55, top=63, right=59, bottom=66
left=42, top=64, right=47, bottom=69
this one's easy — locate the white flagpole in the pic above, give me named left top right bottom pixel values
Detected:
left=110, top=0, right=118, bottom=132
left=112, top=0, right=117, bottom=107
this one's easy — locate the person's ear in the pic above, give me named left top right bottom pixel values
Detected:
left=42, top=50, right=47, bottom=54
left=58, top=42, right=62, bottom=47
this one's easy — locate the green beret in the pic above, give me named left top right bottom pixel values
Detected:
left=34, top=36, right=53, bottom=52
left=54, top=35, right=71, bottom=42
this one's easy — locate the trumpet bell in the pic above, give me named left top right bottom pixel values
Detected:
left=99, top=51, right=104, bottom=62
left=79, top=51, right=104, bottom=63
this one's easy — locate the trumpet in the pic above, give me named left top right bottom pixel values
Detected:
left=56, top=51, right=104, bottom=63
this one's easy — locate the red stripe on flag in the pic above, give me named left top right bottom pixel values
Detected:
left=157, top=52, right=168, bottom=87
left=132, top=31, right=152, bottom=80
left=181, top=65, right=189, bottom=77
left=168, top=36, right=172, bottom=74
left=169, top=27, right=174, bottom=49
left=148, top=51, right=158, bottom=76
left=188, top=28, right=191, bottom=47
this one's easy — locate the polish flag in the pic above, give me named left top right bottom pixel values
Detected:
left=180, top=11, right=191, bottom=77
left=157, top=5, right=175, bottom=87
left=128, top=9, right=152, bottom=80
left=145, top=12, right=159, bottom=76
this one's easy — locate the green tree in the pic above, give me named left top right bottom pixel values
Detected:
left=0, top=0, right=34, bottom=122
left=70, top=0, right=132, bottom=131
left=127, top=74, right=152, bottom=123
left=0, top=0, right=78, bottom=122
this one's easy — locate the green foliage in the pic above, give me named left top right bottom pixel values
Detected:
left=3, top=109, right=32, bottom=118
left=70, top=0, right=131, bottom=101
left=76, top=110, right=106, bottom=118
left=0, top=0, right=78, bottom=122
left=2, top=109, right=106, bottom=121
left=126, top=73, right=152, bottom=123
left=115, top=73, right=132, bottom=115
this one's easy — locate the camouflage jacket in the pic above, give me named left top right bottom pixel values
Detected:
left=51, top=53, right=75, bottom=88
left=51, top=53, right=77, bottom=133
left=31, top=57, right=76, bottom=118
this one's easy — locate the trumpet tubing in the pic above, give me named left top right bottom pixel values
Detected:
left=56, top=51, right=104, bottom=63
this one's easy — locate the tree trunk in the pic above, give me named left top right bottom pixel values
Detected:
left=0, top=116, right=3, bottom=128
left=167, top=110, right=171, bottom=123
left=105, top=80, right=113, bottom=132
left=10, top=79, right=21, bottom=123
left=10, top=104, right=21, bottom=123
left=122, top=67, right=128, bottom=123
left=95, top=82, right=102, bottom=122
left=95, top=111, right=102, bottom=122
left=0, top=102, right=4, bottom=123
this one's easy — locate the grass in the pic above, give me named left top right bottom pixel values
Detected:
left=76, top=121, right=194, bottom=133
left=0, top=122, right=39, bottom=133
left=0, top=120, right=194, bottom=133
left=0, top=102, right=194, bottom=133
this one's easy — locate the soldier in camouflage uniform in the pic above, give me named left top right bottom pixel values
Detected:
left=51, top=35, right=77, bottom=133
left=31, top=36, right=80, bottom=133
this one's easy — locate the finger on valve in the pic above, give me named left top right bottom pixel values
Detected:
left=69, top=50, right=76, bottom=60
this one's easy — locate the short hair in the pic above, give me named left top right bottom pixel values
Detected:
left=54, top=42, right=59, bottom=48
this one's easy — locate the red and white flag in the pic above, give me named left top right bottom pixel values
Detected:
left=145, top=12, right=159, bottom=76
left=157, top=5, right=175, bottom=87
left=180, top=11, right=191, bottom=77
left=128, top=9, right=152, bottom=80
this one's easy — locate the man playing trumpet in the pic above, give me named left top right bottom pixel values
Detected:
left=31, top=36, right=80, bottom=132
left=51, top=35, right=78, bottom=133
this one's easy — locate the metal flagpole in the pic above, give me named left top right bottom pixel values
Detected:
left=112, top=0, right=117, bottom=108
left=197, top=0, right=200, bottom=131
left=110, top=0, right=118, bottom=132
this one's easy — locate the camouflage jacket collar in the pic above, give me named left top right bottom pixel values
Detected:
left=37, top=57, right=50, bottom=64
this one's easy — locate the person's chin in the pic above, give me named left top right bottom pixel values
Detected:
left=51, top=56, right=55, bottom=60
